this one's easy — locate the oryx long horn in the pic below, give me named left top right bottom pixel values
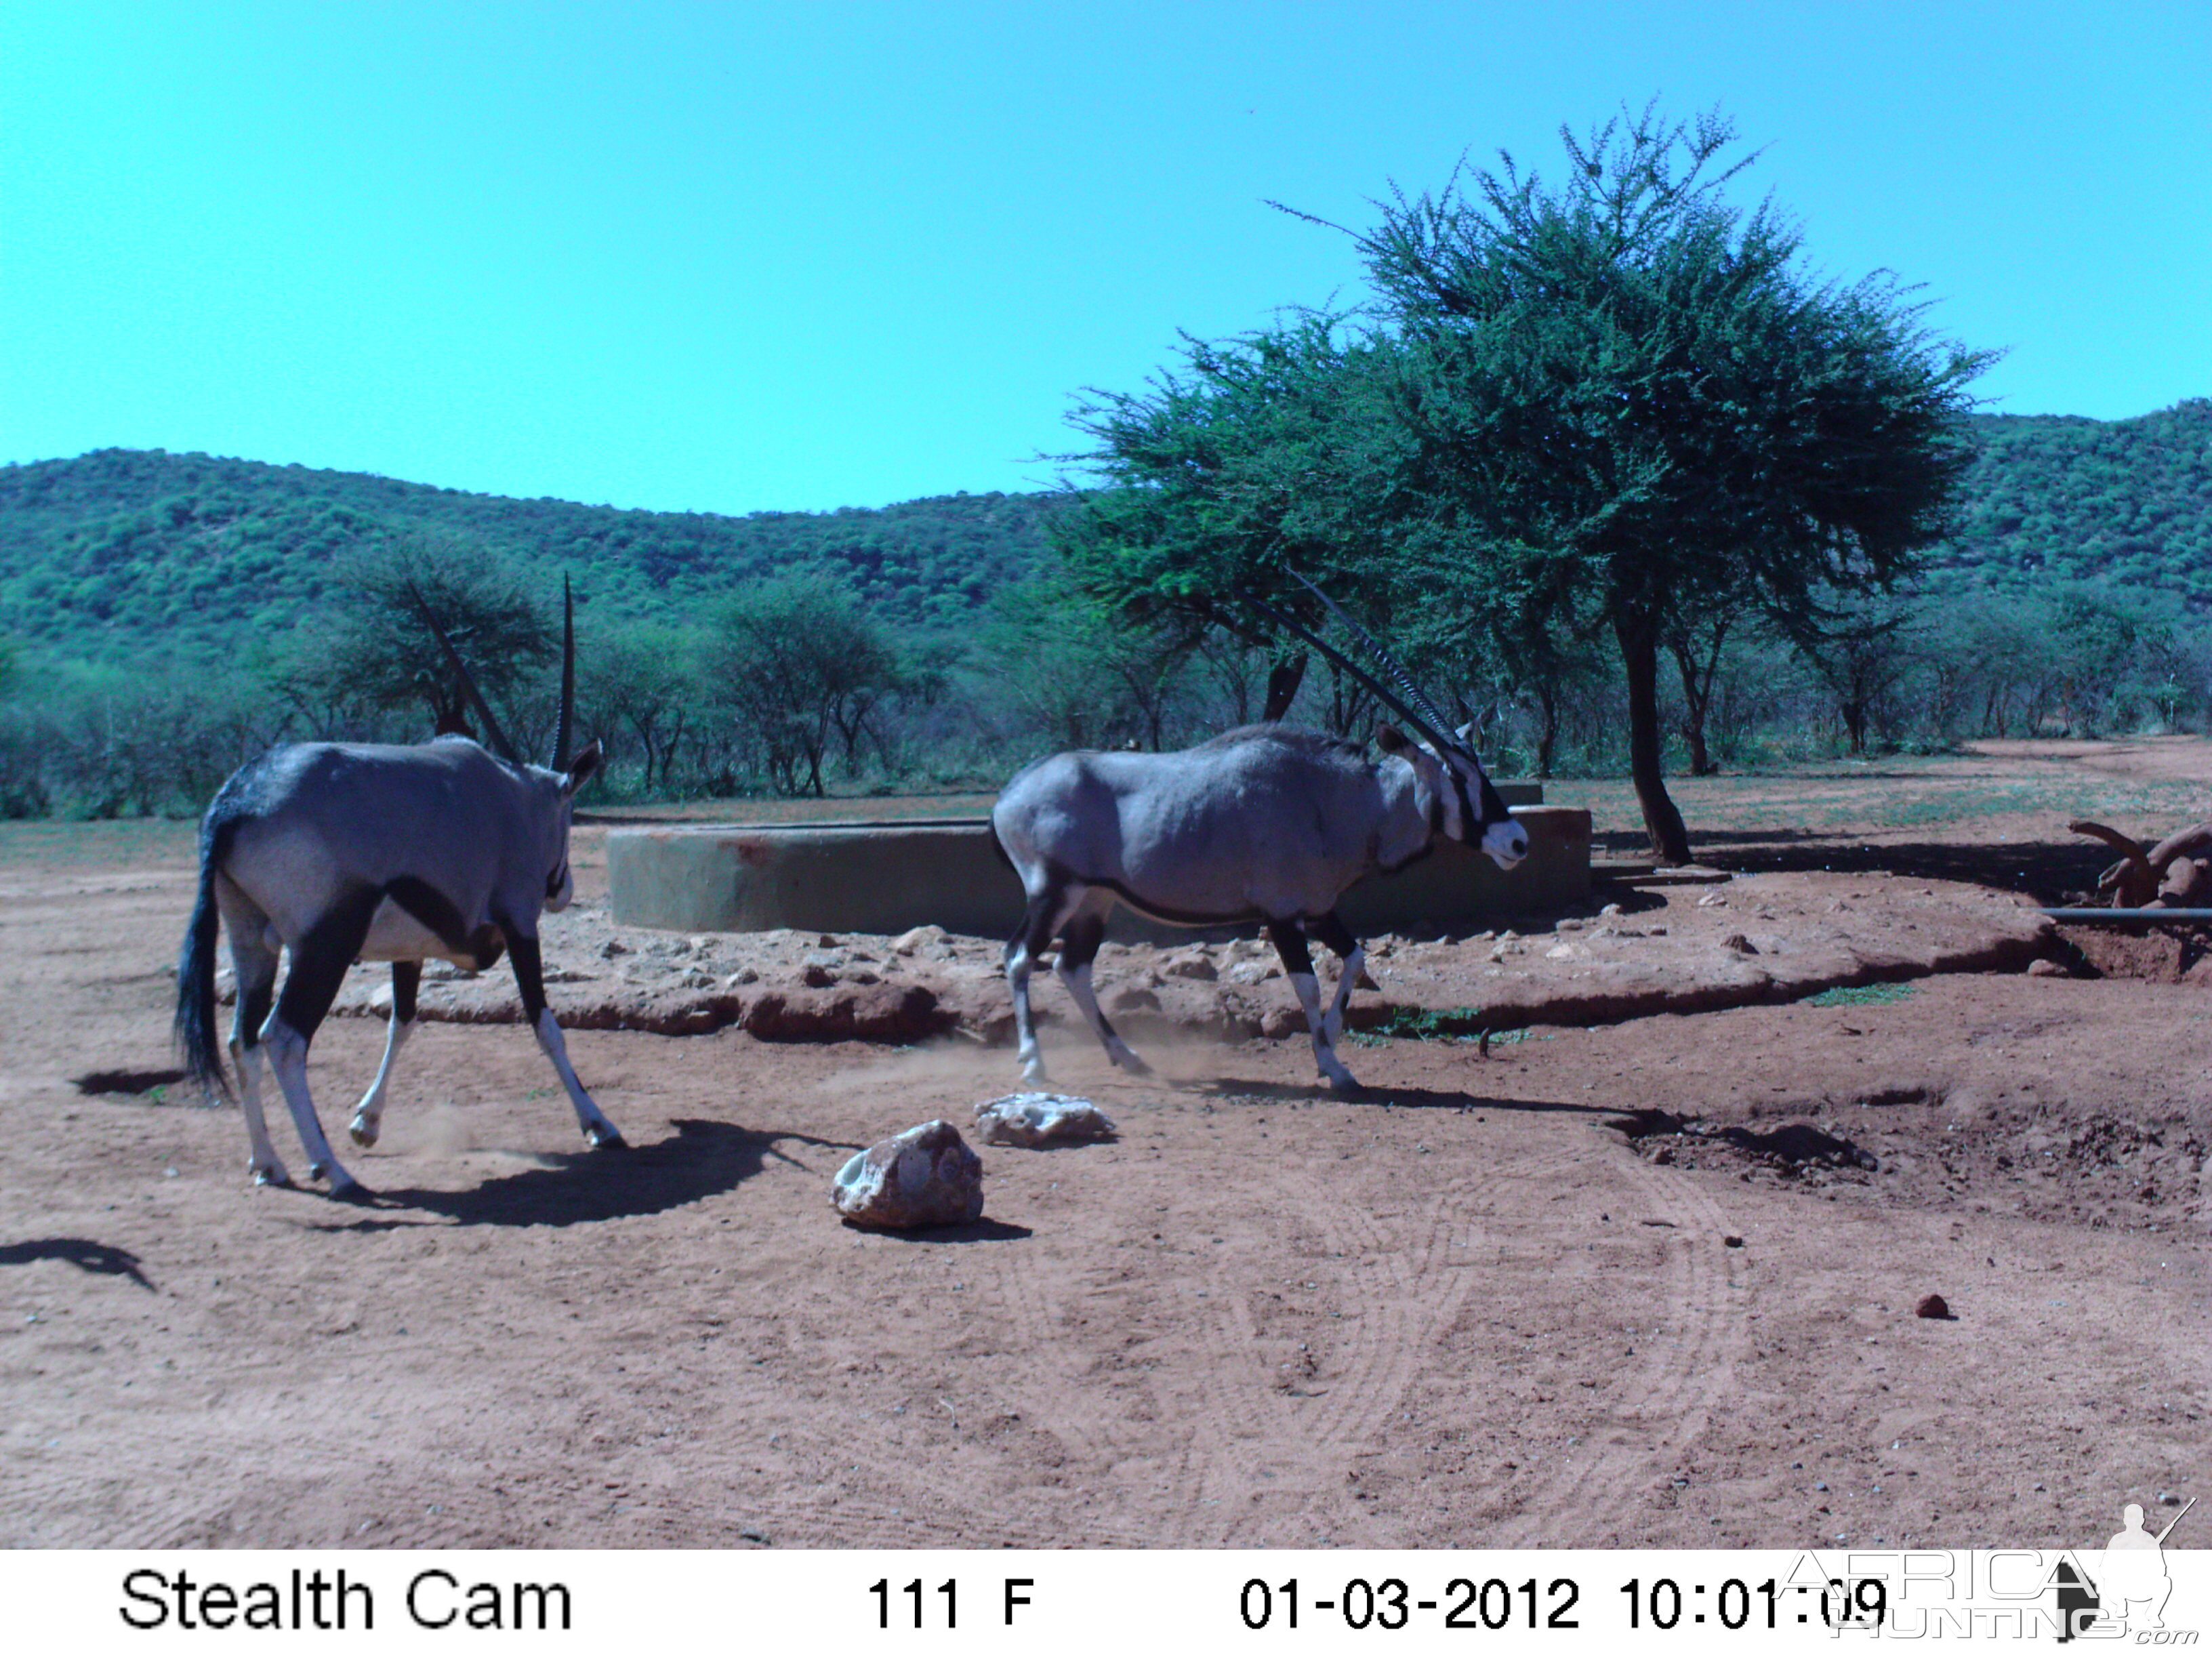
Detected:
left=408, top=581, right=521, bottom=765
left=1286, top=569, right=1464, bottom=749
left=1242, top=591, right=1458, bottom=759
left=550, top=575, right=575, bottom=773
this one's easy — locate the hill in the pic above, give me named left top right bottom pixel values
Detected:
left=1931, top=399, right=2212, bottom=602
left=0, top=448, right=1062, bottom=663
left=2, top=399, right=2207, bottom=665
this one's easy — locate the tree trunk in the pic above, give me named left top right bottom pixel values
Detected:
left=1616, top=610, right=1692, bottom=863
left=1261, top=653, right=1307, bottom=722
left=1841, top=697, right=1869, bottom=755
left=1668, top=621, right=1726, bottom=777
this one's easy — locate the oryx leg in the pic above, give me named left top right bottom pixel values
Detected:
left=220, top=893, right=289, bottom=1186
left=506, top=932, right=622, bottom=1149
left=1006, top=877, right=1080, bottom=1086
left=348, top=960, right=419, bottom=1148
left=1267, top=918, right=1358, bottom=1095
left=1305, top=911, right=1366, bottom=1046
left=262, top=886, right=381, bottom=1197
left=1054, top=893, right=1150, bottom=1078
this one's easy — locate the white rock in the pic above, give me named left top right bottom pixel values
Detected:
left=892, top=924, right=948, bottom=956
left=973, top=1093, right=1118, bottom=1147
left=832, top=1120, right=985, bottom=1229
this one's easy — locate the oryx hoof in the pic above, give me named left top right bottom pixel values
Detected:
left=327, top=1178, right=377, bottom=1205
left=1111, top=1050, right=1153, bottom=1078
left=1322, top=1071, right=1363, bottom=1099
left=347, top=1117, right=380, bottom=1148
left=587, top=1124, right=626, bottom=1149
left=250, top=1162, right=292, bottom=1189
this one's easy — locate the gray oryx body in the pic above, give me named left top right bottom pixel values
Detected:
left=994, top=720, right=1528, bottom=1092
left=175, top=586, right=617, bottom=1197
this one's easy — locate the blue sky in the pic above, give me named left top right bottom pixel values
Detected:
left=3, top=1, right=2205, bottom=515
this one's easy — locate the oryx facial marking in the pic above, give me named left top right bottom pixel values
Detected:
left=174, top=580, right=618, bottom=1197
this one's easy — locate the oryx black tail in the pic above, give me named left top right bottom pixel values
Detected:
left=174, top=815, right=238, bottom=1099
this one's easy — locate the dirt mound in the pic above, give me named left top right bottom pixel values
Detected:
left=317, top=869, right=2056, bottom=1048
left=1610, top=1108, right=1882, bottom=1178
left=2053, top=922, right=2212, bottom=983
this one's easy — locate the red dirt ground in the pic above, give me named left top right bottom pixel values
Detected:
left=2, top=739, right=2205, bottom=1550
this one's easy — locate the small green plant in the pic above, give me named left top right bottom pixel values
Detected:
left=1348, top=1006, right=1487, bottom=1045
left=1478, top=1027, right=1541, bottom=1048
left=1803, top=981, right=1918, bottom=1008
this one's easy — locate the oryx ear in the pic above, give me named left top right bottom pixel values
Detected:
left=562, top=738, right=602, bottom=796
left=1374, top=724, right=1410, bottom=754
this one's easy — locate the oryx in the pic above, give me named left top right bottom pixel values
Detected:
left=992, top=579, right=1528, bottom=1094
left=173, top=582, right=619, bottom=1197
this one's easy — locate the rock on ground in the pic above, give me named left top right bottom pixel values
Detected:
left=972, top=1093, right=1118, bottom=1147
left=830, top=1119, right=985, bottom=1229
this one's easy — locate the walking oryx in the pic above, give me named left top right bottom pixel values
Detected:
left=992, top=579, right=1528, bottom=1094
left=174, top=583, right=618, bottom=1197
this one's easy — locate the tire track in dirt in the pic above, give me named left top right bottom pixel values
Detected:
left=708, top=1243, right=1164, bottom=1549
left=1491, top=1147, right=1753, bottom=1544
left=1136, top=1130, right=1584, bottom=1545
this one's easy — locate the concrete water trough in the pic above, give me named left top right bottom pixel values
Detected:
left=607, top=787, right=1591, bottom=943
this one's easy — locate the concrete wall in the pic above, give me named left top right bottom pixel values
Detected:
left=608, top=802, right=1589, bottom=941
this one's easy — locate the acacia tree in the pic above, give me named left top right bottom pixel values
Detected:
left=706, top=567, right=901, bottom=796
left=1328, top=102, right=1992, bottom=859
left=1057, top=316, right=1471, bottom=738
left=583, top=621, right=700, bottom=793
left=280, top=536, right=556, bottom=740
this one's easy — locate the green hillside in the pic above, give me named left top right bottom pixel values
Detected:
left=1931, top=399, right=2212, bottom=601
left=2, top=398, right=2207, bottom=667
left=0, top=447, right=1062, bottom=663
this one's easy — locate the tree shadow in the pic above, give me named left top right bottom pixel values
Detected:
left=0, top=1237, right=156, bottom=1290
left=305, top=1118, right=851, bottom=1231
left=1187, top=1076, right=1614, bottom=1116
left=1603, top=826, right=2106, bottom=905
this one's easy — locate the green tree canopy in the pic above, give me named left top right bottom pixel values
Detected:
left=1060, top=101, right=1993, bottom=859
left=1336, top=102, right=1993, bottom=857
left=276, top=537, right=558, bottom=745
left=704, top=567, right=903, bottom=796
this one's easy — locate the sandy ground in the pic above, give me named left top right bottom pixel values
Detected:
left=2, top=741, right=2207, bottom=1551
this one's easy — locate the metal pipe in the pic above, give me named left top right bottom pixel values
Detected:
left=2041, top=907, right=2212, bottom=924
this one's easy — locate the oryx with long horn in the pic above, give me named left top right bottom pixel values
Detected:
left=174, top=578, right=617, bottom=1197
left=991, top=573, right=1528, bottom=1094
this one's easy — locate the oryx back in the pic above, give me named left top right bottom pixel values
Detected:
left=994, top=726, right=1429, bottom=925
left=216, top=738, right=570, bottom=966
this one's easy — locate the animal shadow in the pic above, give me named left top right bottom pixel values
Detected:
left=1193, top=1076, right=1612, bottom=1117
left=0, top=1237, right=156, bottom=1290
left=314, top=1118, right=843, bottom=1231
